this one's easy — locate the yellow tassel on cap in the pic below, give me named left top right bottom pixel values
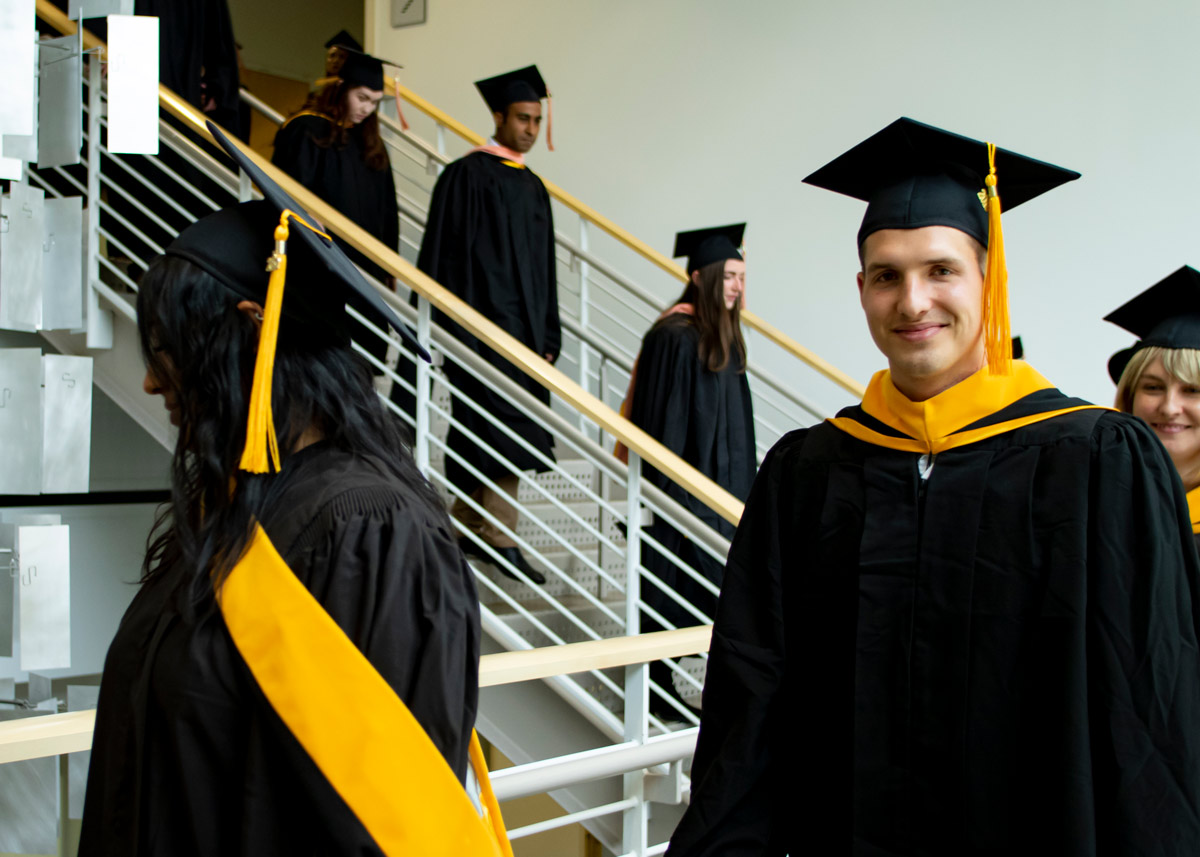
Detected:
left=982, top=141, right=1012, bottom=376
left=238, top=213, right=293, bottom=474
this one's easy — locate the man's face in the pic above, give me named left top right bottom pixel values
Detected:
left=493, top=101, right=542, bottom=153
left=857, top=226, right=985, bottom=398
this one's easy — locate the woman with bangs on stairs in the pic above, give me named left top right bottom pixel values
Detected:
left=78, top=126, right=513, bottom=857
left=616, top=224, right=756, bottom=718
left=272, top=48, right=402, bottom=389
left=1107, top=265, right=1200, bottom=550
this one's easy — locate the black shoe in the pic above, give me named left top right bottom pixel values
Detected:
left=460, top=541, right=547, bottom=585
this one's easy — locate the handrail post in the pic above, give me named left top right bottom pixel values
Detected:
left=622, top=451, right=648, bottom=854
left=415, top=295, right=432, bottom=475
left=85, top=50, right=112, bottom=348
left=435, top=122, right=446, bottom=177
left=577, top=219, right=591, bottom=437
left=237, top=167, right=252, bottom=202
left=58, top=752, right=69, bottom=857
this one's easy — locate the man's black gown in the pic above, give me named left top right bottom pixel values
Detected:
left=668, top=375, right=1200, bottom=856
left=417, top=150, right=560, bottom=493
left=77, top=443, right=481, bottom=856
left=628, top=316, right=756, bottom=628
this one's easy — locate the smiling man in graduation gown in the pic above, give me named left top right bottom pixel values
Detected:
left=416, top=65, right=559, bottom=585
left=667, top=119, right=1200, bottom=856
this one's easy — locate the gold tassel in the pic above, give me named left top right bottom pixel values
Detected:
left=983, top=141, right=1012, bottom=376
left=239, top=214, right=292, bottom=474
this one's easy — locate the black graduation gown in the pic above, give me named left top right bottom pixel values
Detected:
left=272, top=115, right=401, bottom=372
left=416, top=151, right=560, bottom=493
left=628, top=317, right=756, bottom=628
left=271, top=115, right=400, bottom=287
left=668, top=405, right=1200, bottom=856
left=77, top=443, right=481, bottom=857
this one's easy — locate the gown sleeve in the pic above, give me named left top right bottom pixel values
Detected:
left=383, top=156, right=400, bottom=261
left=1086, top=414, right=1200, bottom=852
left=416, top=160, right=479, bottom=344
left=540, top=181, right=561, bottom=361
left=629, top=321, right=699, bottom=501
left=665, top=436, right=798, bottom=857
left=271, top=117, right=324, bottom=191
left=240, top=487, right=481, bottom=854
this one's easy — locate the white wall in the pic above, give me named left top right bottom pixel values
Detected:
left=368, top=0, right=1200, bottom=412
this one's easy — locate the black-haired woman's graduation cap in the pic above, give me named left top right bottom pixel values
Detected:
left=165, top=121, right=427, bottom=474
left=802, top=117, right=1080, bottom=374
left=673, top=224, right=745, bottom=275
left=1105, top=265, right=1200, bottom=382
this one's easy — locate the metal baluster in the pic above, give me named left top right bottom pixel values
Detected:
left=577, top=219, right=591, bottom=437
left=237, top=167, right=252, bottom=202
left=85, top=53, right=112, bottom=348
left=414, top=295, right=432, bottom=475
left=622, top=450, right=648, bottom=855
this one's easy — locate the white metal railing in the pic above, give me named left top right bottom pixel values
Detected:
left=19, top=47, right=728, bottom=853
left=0, top=625, right=707, bottom=857
left=239, top=90, right=827, bottom=463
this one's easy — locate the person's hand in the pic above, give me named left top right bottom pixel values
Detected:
left=545, top=353, right=554, bottom=363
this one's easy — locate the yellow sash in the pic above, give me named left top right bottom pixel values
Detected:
left=218, top=524, right=513, bottom=856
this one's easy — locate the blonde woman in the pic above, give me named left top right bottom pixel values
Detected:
left=1107, top=265, right=1200, bottom=545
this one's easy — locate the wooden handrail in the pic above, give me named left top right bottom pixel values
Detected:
left=34, top=0, right=744, bottom=528
left=382, top=80, right=866, bottom=399
left=0, top=625, right=713, bottom=764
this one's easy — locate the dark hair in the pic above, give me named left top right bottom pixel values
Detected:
left=660, top=259, right=746, bottom=373
left=294, top=82, right=389, bottom=171
left=136, top=255, right=441, bottom=610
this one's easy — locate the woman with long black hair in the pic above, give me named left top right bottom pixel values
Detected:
left=77, top=127, right=511, bottom=856
left=618, top=224, right=756, bottom=716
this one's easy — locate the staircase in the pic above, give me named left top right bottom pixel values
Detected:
left=18, top=6, right=865, bottom=853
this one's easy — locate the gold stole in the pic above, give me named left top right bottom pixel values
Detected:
left=1186, top=487, right=1200, bottom=535
left=218, top=524, right=513, bottom=856
left=828, top=362, right=1106, bottom=454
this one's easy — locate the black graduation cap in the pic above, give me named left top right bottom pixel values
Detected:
left=475, top=65, right=549, bottom=114
left=1105, top=265, right=1200, bottom=382
left=324, top=29, right=362, bottom=52
left=166, top=122, right=426, bottom=473
left=338, top=48, right=398, bottom=91
left=802, top=118, right=1080, bottom=248
left=673, top=224, right=745, bottom=275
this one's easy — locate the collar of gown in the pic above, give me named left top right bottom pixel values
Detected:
left=829, top=361, right=1106, bottom=454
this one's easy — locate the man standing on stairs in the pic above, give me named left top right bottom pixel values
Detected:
left=417, top=65, right=560, bottom=587
left=667, top=119, right=1200, bottom=856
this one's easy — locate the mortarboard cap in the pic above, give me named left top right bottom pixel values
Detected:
left=673, top=224, right=745, bottom=275
left=803, top=118, right=1080, bottom=249
left=1105, top=265, right=1200, bottom=382
left=475, top=65, right=548, bottom=113
left=169, top=121, right=426, bottom=474
left=337, top=48, right=398, bottom=91
left=803, top=118, right=1080, bottom=375
left=324, top=29, right=362, bottom=52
